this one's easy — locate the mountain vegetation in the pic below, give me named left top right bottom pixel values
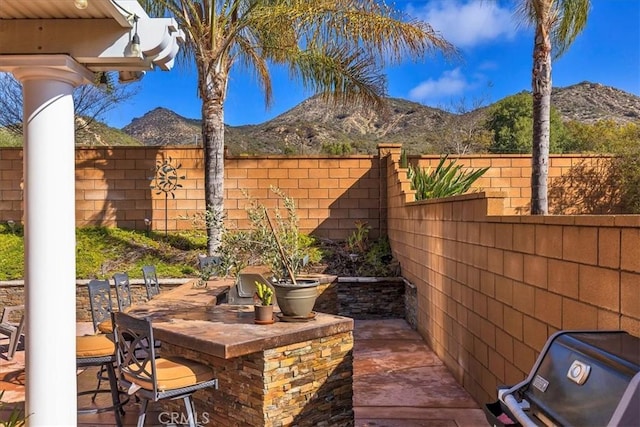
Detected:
left=3, top=82, right=639, bottom=154
left=121, top=82, right=640, bottom=155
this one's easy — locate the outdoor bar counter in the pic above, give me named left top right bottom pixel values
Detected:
left=126, top=279, right=355, bottom=426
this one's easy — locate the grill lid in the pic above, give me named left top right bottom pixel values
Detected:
left=497, top=331, right=640, bottom=427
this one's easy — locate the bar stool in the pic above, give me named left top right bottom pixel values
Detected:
left=77, top=279, right=127, bottom=425
left=142, top=265, right=160, bottom=300
left=113, top=272, right=133, bottom=313
left=112, top=312, right=218, bottom=427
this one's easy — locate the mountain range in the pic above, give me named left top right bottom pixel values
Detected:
left=114, top=82, right=640, bottom=155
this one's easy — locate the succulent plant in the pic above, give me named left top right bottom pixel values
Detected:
left=254, top=281, right=273, bottom=306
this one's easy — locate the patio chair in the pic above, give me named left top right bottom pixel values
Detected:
left=113, top=272, right=133, bottom=313
left=77, top=279, right=127, bottom=424
left=112, top=311, right=218, bottom=427
left=142, top=265, right=160, bottom=300
left=115, top=272, right=161, bottom=356
left=88, top=279, right=114, bottom=334
left=0, top=304, right=25, bottom=360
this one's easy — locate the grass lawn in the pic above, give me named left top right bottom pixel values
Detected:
left=0, top=225, right=205, bottom=281
left=0, top=224, right=397, bottom=281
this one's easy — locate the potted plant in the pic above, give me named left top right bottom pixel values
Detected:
left=253, top=281, right=274, bottom=324
left=241, top=186, right=323, bottom=319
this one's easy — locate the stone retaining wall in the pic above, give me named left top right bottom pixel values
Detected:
left=0, top=281, right=183, bottom=322
left=333, top=277, right=405, bottom=319
left=2, top=277, right=407, bottom=323
left=404, top=279, right=418, bottom=329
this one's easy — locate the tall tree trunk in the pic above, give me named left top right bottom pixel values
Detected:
left=531, top=16, right=552, bottom=215
left=201, top=70, right=227, bottom=254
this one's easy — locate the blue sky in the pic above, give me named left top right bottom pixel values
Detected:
left=103, top=0, right=640, bottom=129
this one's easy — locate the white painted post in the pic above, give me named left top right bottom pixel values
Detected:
left=13, top=59, right=91, bottom=426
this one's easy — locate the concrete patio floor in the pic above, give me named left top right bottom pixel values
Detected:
left=0, top=319, right=486, bottom=426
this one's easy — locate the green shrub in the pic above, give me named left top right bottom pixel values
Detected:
left=346, top=220, right=371, bottom=255
left=362, top=236, right=396, bottom=277
left=400, top=148, right=408, bottom=168
left=322, top=141, right=353, bottom=155
left=214, top=187, right=323, bottom=281
left=408, top=155, right=489, bottom=200
left=610, top=145, right=640, bottom=213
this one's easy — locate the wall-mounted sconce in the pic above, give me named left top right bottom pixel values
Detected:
left=74, top=0, right=88, bottom=9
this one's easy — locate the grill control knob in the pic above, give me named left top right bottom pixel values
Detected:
left=567, top=360, right=590, bottom=385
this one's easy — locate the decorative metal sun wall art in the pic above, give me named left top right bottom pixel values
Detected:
left=150, top=157, right=185, bottom=235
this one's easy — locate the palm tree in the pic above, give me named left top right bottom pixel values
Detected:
left=515, top=0, right=590, bottom=214
left=141, top=0, right=454, bottom=254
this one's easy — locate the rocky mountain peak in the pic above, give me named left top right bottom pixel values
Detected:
left=120, top=82, right=640, bottom=153
left=123, top=107, right=201, bottom=146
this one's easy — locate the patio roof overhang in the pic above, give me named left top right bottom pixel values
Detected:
left=0, top=0, right=184, bottom=80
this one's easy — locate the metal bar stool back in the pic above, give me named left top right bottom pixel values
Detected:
left=113, top=272, right=133, bottom=313
left=88, top=279, right=114, bottom=334
left=77, top=279, right=127, bottom=426
left=112, top=312, right=218, bottom=427
left=141, top=265, right=160, bottom=300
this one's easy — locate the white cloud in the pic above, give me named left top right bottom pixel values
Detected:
left=477, top=60, right=498, bottom=71
left=408, top=67, right=468, bottom=102
left=406, top=0, right=518, bottom=49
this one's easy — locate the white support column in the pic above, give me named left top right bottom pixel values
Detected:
left=12, top=57, right=92, bottom=426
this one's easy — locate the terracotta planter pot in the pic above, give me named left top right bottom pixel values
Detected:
left=254, top=304, right=274, bottom=324
left=272, top=278, right=319, bottom=319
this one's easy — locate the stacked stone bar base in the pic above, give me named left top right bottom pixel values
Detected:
left=161, top=331, right=354, bottom=427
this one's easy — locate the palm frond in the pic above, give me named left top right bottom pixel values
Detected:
left=288, top=44, right=387, bottom=110
left=552, top=0, right=590, bottom=58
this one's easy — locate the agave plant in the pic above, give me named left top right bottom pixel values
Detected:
left=407, top=155, right=489, bottom=201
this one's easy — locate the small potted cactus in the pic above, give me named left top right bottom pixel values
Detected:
left=254, top=281, right=275, bottom=324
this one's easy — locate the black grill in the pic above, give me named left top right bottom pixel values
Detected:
left=485, top=330, right=640, bottom=427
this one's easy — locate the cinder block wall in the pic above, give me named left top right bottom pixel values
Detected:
left=224, top=156, right=383, bottom=240
left=383, top=145, right=640, bottom=406
left=0, top=147, right=615, bottom=241
left=0, top=147, right=382, bottom=240
left=412, top=154, right=617, bottom=215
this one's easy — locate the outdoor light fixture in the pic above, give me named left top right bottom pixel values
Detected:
left=128, top=15, right=142, bottom=58
left=74, top=0, right=88, bottom=9
left=96, top=72, right=109, bottom=89
left=118, top=70, right=144, bottom=83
